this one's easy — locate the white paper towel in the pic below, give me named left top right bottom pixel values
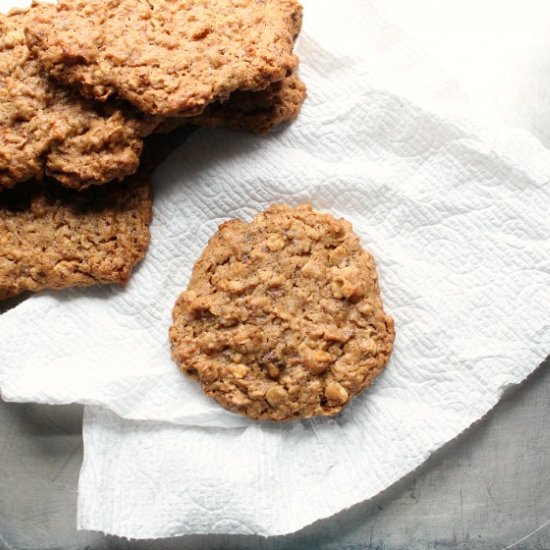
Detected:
left=0, top=0, right=549, bottom=537
left=383, top=0, right=550, bottom=148
left=0, top=0, right=548, bottom=428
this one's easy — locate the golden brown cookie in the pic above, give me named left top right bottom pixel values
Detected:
left=25, top=0, right=302, bottom=116
left=170, top=205, right=394, bottom=421
left=0, top=170, right=152, bottom=300
left=0, top=8, right=158, bottom=190
left=156, top=74, right=307, bottom=135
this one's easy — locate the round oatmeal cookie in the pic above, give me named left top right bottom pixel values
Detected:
left=25, top=0, right=303, bottom=116
left=170, top=205, right=395, bottom=421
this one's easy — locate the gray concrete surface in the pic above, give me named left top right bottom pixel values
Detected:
left=0, top=356, right=548, bottom=550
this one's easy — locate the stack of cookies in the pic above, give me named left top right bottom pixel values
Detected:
left=0, top=0, right=305, bottom=300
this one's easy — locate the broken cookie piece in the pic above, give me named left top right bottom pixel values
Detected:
left=0, top=170, right=152, bottom=300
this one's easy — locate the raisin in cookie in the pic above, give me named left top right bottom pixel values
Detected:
left=0, top=8, right=158, bottom=190
left=26, top=0, right=302, bottom=116
left=170, top=205, right=394, bottom=421
left=0, top=170, right=152, bottom=300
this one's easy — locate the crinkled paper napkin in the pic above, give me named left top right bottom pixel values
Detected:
left=0, top=0, right=549, bottom=538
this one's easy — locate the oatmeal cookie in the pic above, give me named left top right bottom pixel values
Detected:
left=26, top=0, right=303, bottom=116
left=156, top=74, right=307, bottom=135
left=0, top=8, right=157, bottom=190
left=0, top=170, right=152, bottom=300
left=170, top=205, right=394, bottom=421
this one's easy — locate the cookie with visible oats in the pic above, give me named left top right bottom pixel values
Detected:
left=0, top=8, right=157, bottom=190
left=0, top=170, right=152, bottom=300
left=170, top=205, right=394, bottom=421
left=156, top=74, right=307, bottom=135
left=26, top=0, right=302, bottom=116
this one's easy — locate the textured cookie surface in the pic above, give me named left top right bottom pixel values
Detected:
left=170, top=205, right=394, bottom=421
left=0, top=8, right=157, bottom=190
left=156, top=74, right=307, bottom=135
left=0, top=171, right=152, bottom=300
left=26, top=0, right=302, bottom=116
